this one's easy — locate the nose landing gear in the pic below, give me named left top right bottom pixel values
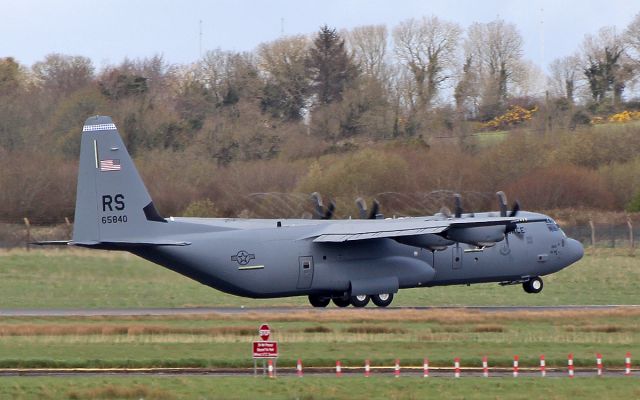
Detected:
left=523, top=277, right=543, bottom=294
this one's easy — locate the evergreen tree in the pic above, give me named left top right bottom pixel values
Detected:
left=306, top=25, right=359, bottom=105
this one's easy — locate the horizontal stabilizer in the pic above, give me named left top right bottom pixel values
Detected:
left=33, top=240, right=190, bottom=247
left=75, top=240, right=191, bottom=248
left=31, top=240, right=71, bottom=246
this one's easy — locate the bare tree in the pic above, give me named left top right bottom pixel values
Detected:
left=548, top=55, right=581, bottom=103
left=392, top=16, right=462, bottom=110
left=346, top=25, right=389, bottom=81
left=511, top=60, right=546, bottom=98
left=625, top=12, right=640, bottom=65
left=32, top=53, right=94, bottom=97
left=465, top=20, right=524, bottom=116
left=257, top=35, right=310, bottom=120
left=196, top=49, right=261, bottom=106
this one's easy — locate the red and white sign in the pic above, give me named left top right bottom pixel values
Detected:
left=259, top=324, right=271, bottom=341
left=253, top=341, right=278, bottom=358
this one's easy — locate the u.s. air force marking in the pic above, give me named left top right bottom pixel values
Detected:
left=232, top=250, right=255, bottom=265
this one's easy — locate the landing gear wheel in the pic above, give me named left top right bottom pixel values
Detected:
left=523, top=277, right=543, bottom=294
left=308, top=295, right=330, bottom=308
left=332, top=296, right=351, bottom=307
left=350, top=295, right=370, bottom=308
left=371, top=293, right=394, bottom=307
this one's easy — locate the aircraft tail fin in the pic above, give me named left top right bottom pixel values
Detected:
left=72, top=116, right=167, bottom=244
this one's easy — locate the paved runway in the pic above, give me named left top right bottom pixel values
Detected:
left=0, top=305, right=637, bottom=317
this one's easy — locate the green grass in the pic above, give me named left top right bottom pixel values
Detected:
left=472, top=130, right=508, bottom=147
left=0, top=248, right=638, bottom=308
left=0, top=249, right=637, bottom=373
left=0, top=309, right=637, bottom=369
left=0, top=376, right=638, bottom=399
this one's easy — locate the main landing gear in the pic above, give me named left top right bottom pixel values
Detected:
left=308, top=293, right=394, bottom=308
left=523, top=276, right=543, bottom=294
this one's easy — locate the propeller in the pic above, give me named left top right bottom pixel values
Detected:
left=454, top=193, right=463, bottom=218
left=356, top=198, right=381, bottom=219
left=508, top=201, right=520, bottom=217
left=368, top=199, right=380, bottom=219
left=439, top=206, right=452, bottom=218
left=496, top=191, right=519, bottom=218
left=356, top=198, right=367, bottom=219
left=311, top=192, right=336, bottom=220
left=323, top=201, right=336, bottom=220
left=496, top=191, right=508, bottom=217
left=311, top=192, right=324, bottom=219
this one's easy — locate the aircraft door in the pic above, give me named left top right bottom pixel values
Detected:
left=452, top=246, right=463, bottom=270
left=297, top=256, right=314, bottom=289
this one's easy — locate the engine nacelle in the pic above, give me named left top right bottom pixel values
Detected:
left=394, top=234, right=454, bottom=251
left=445, top=225, right=505, bottom=247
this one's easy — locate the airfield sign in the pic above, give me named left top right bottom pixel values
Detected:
left=252, top=341, right=278, bottom=358
left=254, top=323, right=278, bottom=359
left=259, top=324, right=270, bottom=341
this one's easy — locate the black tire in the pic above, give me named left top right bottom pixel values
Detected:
left=371, top=293, right=394, bottom=307
left=350, top=295, right=370, bottom=308
left=523, top=277, right=543, bottom=294
left=308, top=295, right=331, bottom=308
left=332, top=296, right=351, bottom=307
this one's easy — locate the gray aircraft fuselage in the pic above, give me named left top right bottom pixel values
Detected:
left=131, top=212, right=582, bottom=299
left=44, top=116, right=584, bottom=307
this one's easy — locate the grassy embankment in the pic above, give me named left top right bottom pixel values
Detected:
left=0, top=308, right=637, bottom=369
left=1, top=376, right=639, bottom=400
left=0, top=247, right=638, bottom=308
left=0, top=248, right=637, bottom=370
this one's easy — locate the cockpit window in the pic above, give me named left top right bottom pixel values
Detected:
left=546, top=219, right=560, bottom=232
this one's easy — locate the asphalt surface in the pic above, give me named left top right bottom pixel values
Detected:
left=0, top=305, right=638, bottom=317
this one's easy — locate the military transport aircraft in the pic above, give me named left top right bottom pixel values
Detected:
left=39, top=116, right=584, bottom=308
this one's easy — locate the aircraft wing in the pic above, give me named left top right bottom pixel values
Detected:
left=308, top=216, right=541, bottom=243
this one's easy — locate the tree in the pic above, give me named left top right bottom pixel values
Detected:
left=625, top=13, right=640, bottom=66
left=582, top=26, right=632, bottom=107
left=195, top=49, right=261, bottom=107
left=306, top=25, right=359, bottom=105
left=393, top=16, right=462, bottom=110
left=548, top=55, right=581, bottom=104
left=0, top=57, right=27, bottom=150
left=346, top=25, right=389, bottom=81
left=32, top=53, right=94, bottom=97
left=465, top=20, right=524, bottom=118
left=454, top=54, right=479, bottom=117
left=257, top=35, right=310, bottom=120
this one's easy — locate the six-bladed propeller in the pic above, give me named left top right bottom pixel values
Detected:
left=306, top=191, right=532, bottom=249
left=310, top=191, right=521, bottom=222
left=356, top=198, right=381, bottom=219
left=311, top=192, right=336, bottom=220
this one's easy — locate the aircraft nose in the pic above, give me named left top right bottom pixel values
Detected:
left=566, top=238, right=584, bottom=264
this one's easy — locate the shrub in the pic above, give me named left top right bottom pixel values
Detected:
left=505, top=165, right=615, bottom=210
left=181, top=199, right=219, bottom=217
left=627, top=191, right=640, bottom=213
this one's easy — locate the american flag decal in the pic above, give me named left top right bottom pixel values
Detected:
left=99, top=159, right=121, bottom=171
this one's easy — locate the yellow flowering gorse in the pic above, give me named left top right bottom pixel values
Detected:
left=591, top=110, right=640, bottom=124
left=481, top=105, right=537, bottom=130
